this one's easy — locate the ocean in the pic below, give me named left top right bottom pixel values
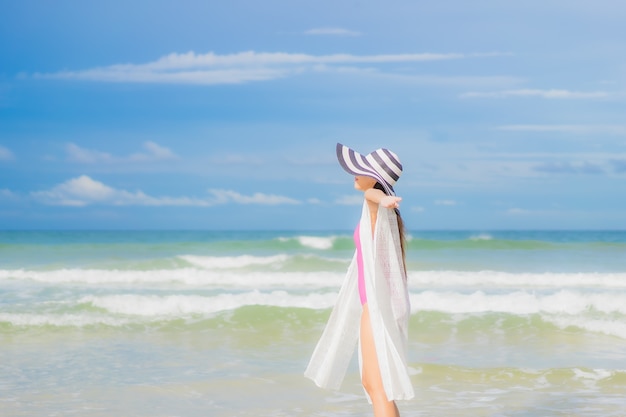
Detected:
left=2, top=230, right=626, bottom=417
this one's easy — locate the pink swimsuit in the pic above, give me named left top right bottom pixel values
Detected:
left=354, top=224, right=367, bottom=305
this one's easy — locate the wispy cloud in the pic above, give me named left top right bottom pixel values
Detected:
left=31, top=175, right=198, bottom=207
left=505, top=207, right=573, bottom=217
left=610, top=159, right=626, bottom=172
left=360, top=72, right=522, bottom=88
left=534, top=161, right=606, bottom=175
left=32, top=175, right=133, bottom=207
left=31, top=175, right=301, bottom=207
left=0, top=145, right=14, bottom=161
left=506, top=208, right=530, bottom=215
left=206, top=189, right=301, bottom=205
left=0, top=188, right=18, bottom=200
left=304, top=27, right=362, bottom=36
left=66, top=144, right=113, bottom=164
left=495, top=125, right=626, bottom=135
left=31, top=50, right=505, bottom=85
left=66, top=141, right=178, bottom=164
left=434, top=199, right=458, bottom=206
left=131, top=141, right=177, bottom=161
left=461, top=89, right=611, bottom=99
left=334, top=195, right=364, bottom=205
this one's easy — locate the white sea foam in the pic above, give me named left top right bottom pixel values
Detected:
left=276, top=235, right=335, bottom=249
left=0, top=269, right=344, bottom=288
left=470, top=234, right=493, bottom=241
left=0, top=291, right=338, bottom=327
left=5, top=269, right=626, bottom=292
left=409, top=289, right=626, bottom=339
left=179, top=254, right=289, bottom=269
left=180, top=253, right=347, bottom=270
left=80, top=291, right=338, bottom=316
left=297, top=236, right=336, bottom=250
left=547, top=316, right=626, bottom=340
left=4, top=266, right=626, bottom=335
left=5, top=287, right=626, bottom=339
left=0, top=312, right=132, bottom=327
left=411, top=290, right=626, bottom=315
left=409, top=271, right=626, bottom=289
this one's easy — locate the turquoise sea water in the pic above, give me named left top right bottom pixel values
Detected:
left=2, top=230, right=626, bottom=416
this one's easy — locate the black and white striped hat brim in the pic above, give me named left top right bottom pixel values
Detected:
left=336, top=143, right=403, bottom=196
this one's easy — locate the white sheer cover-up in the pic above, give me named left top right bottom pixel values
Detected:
left=304, top=201, right=414, bottom=401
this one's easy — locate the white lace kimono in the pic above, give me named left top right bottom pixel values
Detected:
left=304, top=201, right=414, bottom=401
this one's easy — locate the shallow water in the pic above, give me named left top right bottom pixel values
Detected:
left=2, top=230, right=626, bottom=416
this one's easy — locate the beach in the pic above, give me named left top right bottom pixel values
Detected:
left=2, top=230, right=626, bottom=416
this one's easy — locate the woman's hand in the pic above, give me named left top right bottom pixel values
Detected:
left=380, top=196, right=402, bottom=209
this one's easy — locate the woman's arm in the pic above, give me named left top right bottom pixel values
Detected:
left=365, top=188, right=402, bottom=209
left=364, top=188, right=402, bottom=236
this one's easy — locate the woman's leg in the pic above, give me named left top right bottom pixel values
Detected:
left=360, top=304, right=400, bottom=417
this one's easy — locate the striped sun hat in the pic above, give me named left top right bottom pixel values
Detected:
left=336, top=143, right=403, bottom=196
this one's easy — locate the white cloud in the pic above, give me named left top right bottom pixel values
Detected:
left=534, top=161, right=605, bottom=175
left=411, top=206, right=425, bottom=213
left=33, top=175, right=119, bottom=206
left=495, top=125, right=626, bottom=135
left=66, top=143, right=113, bottom=163
left=31, top=176, right=301, bottom=207
left=32, top=50, right=504, bottom=85
left=334, top=195, right=364, bottom=205
left=207, top=189, right=301, bottom=205
left=130, top=141, right=178, bottom=161
left=507, top=208, right=530, bottom=215
left=434, top=199, right=458, bottom=206
left=331, top=70, right=522, bottom=88
left=611, top=159, right=626, bottom=172
left=304, top=28, right=362, bottom=36
left=461, top=89, right=610, bottom=99
left=0, top=188, right=18, bottom=200
left=66, top=141, right=178, bottom=164
left=505, top=207, right=568, bottom=217
left=208, top=153, right=265, bottom=166
left=0, top=145, right=15, bottom=161
left=43, top=67, right=288, bottom=85
left=30, top=175, right=185, bottom=207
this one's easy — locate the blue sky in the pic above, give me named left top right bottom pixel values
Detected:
left=1, top=0, right=625, bottom=230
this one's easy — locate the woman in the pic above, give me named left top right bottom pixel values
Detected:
left=305, top=143, right=413, bottom=417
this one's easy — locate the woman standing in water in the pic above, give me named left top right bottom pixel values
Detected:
left=305, top=143, right=413, bottom=417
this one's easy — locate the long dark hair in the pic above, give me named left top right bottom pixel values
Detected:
left=374, top=182, right=407, bottom=273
